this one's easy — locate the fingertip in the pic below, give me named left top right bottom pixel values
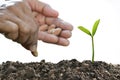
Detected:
left=44, top=6, right=59, bottom=17
left=30, top=45, right=38, bottom=57
left=57, top=38, right=70, bottom=46
left=31, top=50, right=38, bottom=57
left=60, top=30, right=72, bottom=38
left=61, top=21, right=73, bottom=31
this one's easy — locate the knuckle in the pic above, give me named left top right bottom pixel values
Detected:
left=22, top=27, right=30, bottom=35
left=12, top=25, right=18, bottom=32
left=0, top=13, right=7, bottom=21
left=11, top=27, right=18, bottom=35
left=5, top=32, right=18, bottom=40
left=36, top=14, right=45, bottom=25
left=6, top=21, right=18, bottom=32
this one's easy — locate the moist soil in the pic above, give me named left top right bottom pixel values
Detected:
left=0, top=59, right=120, bottom=80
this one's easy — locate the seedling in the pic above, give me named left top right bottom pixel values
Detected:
left=78, top=19, right=100, bottom=63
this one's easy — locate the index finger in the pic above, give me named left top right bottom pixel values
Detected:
left=27, top=0, right=58, bottom=17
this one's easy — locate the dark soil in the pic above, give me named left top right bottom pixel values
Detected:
left=0, top=59, right=120, bottom=80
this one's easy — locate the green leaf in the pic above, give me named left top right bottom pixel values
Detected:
left=78, top=26, right=91, bottom=36
left=92, top=19, right=100, bottom=36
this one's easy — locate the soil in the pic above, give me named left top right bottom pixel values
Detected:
left=0, top=59, right=120, bottom=80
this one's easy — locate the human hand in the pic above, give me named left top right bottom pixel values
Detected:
left=27, top=0, right=73, bottom=46
left=0, top=0, right=38, bottom=56
left=0, top=0, right=73, bottom=57
left=37, top=17, right=73, bottom=46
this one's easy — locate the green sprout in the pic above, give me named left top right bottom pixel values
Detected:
left=78, top=19, right=100, bottom=63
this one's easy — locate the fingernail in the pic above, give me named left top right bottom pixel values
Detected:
left=31, top=50, right=38, bottom=57
left=30, top=45, right=38, bottom=57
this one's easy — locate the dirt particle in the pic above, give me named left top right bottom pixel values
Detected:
left=0, top=59, right=120, bottom=80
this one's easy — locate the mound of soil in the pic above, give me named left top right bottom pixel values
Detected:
left=0, top=59, right=120, bottom=80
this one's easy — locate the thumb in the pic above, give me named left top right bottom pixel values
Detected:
left=29, top=44, right=38, bottom=57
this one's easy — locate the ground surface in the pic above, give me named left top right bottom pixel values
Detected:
left=0, top=59, right=120, bottom=80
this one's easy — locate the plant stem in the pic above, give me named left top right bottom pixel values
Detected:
left=91, top=36, right=94, bottom=63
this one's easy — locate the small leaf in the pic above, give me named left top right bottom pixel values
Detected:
left=78, top=26, right=91, bottom=36
left=92, top=19, right=100, bottom=36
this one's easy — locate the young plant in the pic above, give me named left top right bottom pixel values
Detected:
left=78, top=19, right=100, bottom=63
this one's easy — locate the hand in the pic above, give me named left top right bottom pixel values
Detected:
left=37, top=16, right=73, bottom=46
left=27, top=0, right=73, bottom=46
left=0, top=0, right=38, bottom=56
left=0, top=0, right=73, bottom=57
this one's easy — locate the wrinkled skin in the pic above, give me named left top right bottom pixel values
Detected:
left=0, top=0, right=73, bottom=56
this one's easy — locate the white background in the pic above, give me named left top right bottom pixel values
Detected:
left=0, top=0, right=120, bottom=64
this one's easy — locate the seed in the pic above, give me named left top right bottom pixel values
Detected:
left=53, top=28, right=62, bottom=36
left=48, top=28, right=62, bottom=36
left=48, top=24, right=56, bottom=30
left=39, top=24, right=48, bottom=31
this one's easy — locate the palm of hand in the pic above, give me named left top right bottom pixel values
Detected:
left=33, top=12, right=73, bottom=46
